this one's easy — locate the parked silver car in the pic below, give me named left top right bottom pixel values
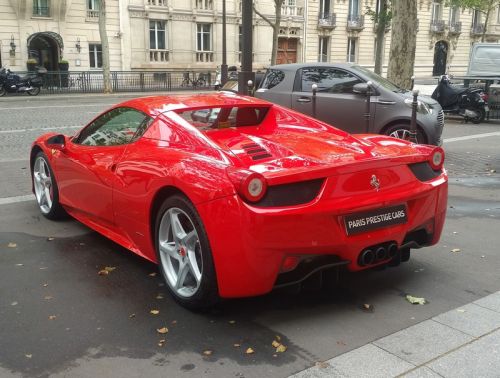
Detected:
left=255, top=63, right=444, bottom=145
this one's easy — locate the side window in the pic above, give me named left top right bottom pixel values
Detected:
left=75, top=108, right=151, bottom=146
left=260, top=69, right=285, bottom=89
left=301, top=68, right=362, bottom=94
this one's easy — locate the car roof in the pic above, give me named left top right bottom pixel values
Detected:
left=117, top=92, right=272, bottom=117
left=268, top=62, right=359, bottom=71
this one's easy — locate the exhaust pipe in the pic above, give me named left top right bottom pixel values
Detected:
left=387, top=243, right=398, bottom=258
left=375, top=246, right=387, bottom=261
left=359, top=249, right=375, bottom=266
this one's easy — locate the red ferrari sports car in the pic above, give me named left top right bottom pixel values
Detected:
left=31, top=92, right=447, bottom=309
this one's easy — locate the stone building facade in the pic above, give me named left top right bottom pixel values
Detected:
left=1, top=0, right=499, bottom=77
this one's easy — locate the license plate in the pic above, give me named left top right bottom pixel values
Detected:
left=344, top=204, right=408, bottom=235
left=485, top=106, right=489, bottom=112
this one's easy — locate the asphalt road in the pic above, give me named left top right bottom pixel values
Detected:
left=1, top=94, right=499, bottom=378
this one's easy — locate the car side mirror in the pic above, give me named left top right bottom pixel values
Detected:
left=353, top=83, right=370, bottom=95
left=45, top=134, right=66, bottom=151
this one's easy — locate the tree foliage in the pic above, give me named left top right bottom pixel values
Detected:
left=447, top=0, right=500, bottom=41
left=253, top=0, right=285, bottom=66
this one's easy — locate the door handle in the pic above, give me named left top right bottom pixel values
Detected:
left=297, top=97, right=312, bottom=103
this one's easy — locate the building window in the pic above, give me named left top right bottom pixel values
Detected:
left=89, top=44, right=102, bottom=68
left=348, top=0, right=359, bottom=17
left=450, top=6, right=460, bottom=24
left=347, top=37, right=357, bottom=63
left=196, top=0, right=213, bottom=10
left=33, top=0, right=50, bottom=17
left=150, top=20, right=166, bottom=50
left=197, top=23, right=212, bottom=51
left=319, top=37, right=329, bottom=62
left=319, top=0, right=331, bottom=16
left=87, top=0, right=99, bottom=18
left=431, top=2, right=442, bottom=21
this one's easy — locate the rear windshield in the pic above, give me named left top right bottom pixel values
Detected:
left=176, top=106, right=269, bottom=130
left=259, top=69, right=285, bottom=89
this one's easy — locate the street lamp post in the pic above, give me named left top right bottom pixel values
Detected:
left=221, top=0, right=228, bottom=85
left=238, top=0, right=255, bottom=95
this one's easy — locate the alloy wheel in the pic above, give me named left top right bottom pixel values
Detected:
left=33, top=156, right=53, bottom=214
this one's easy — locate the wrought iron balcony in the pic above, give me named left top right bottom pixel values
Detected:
left=448, top=21, right=462, bottom=34
left=347, top=15, right=364, bottom=30
left=87, top=9, right=99, bottom=18
left=471, top=23, right=486, bottom=36
left=430, top=19, right=445, bottom=33
left=33, top=6, right=50, bottom=17
left=318, top=12, right=336, bottom=29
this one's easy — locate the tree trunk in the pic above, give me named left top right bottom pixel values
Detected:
left=254, top=0, right=283, bottom=66
left=374, top=0, right=388, bottom=75
left=99, top=0, right=112, bottom=94
left=387, top=0, right=417, bottom=89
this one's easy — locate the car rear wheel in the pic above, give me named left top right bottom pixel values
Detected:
left=469, top=108, right=485, bottom=124
left=384, top=124, right=427, bottom=144
left=155, top=195, right=218, bottom=310
left=32, top=152, right=66, bottom=219
left=27, top=86, right=40, bottom=96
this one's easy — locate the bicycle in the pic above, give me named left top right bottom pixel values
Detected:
left=181, top=72, right=206, bottom=88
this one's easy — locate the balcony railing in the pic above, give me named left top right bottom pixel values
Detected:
left=196, top=51, right=213, bottom=62
left=150, top=49, right=169, bottom=62
left=471, top=23, right=486, bottom=36
left=449, top=21, right=462, bottom=34
left=318, top=12, right=336, bottom=28
left=148, top=0, right=167, bottom=5
left=347, top=15, right=364, bottom=30
left=87, top=9, right=99, bottom=18
left=283, top=6, right=303, bottom=17
left=33, top=6, right=50, bottom=17
left=430, top=19, right=445, bottom=33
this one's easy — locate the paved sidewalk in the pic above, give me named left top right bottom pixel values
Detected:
left=289, top=291, right=500, bottom=378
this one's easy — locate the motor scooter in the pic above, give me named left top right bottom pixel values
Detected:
left=431, top=75, right=488, bottom=124
left=0, top=68, right=42, bottom=96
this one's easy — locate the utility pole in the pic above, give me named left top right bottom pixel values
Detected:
left=221, top=0, right=228, bottom=85
left=238, top=0, right=255, bottom=94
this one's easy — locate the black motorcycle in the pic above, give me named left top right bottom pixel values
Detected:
left=431, top=75, right=488, bottom=124
left=0, top=68, right=42, bottom=96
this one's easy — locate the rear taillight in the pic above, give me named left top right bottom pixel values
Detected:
left=429, top=147, right=445, bottom=170
left=226, top=168, right=267, bottom=202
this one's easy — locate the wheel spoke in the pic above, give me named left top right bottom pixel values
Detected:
left=159, top=240, right=180, bottom=261
left=39, top=190, right=47, bottom=206
left=187, top=249, right=202, bottom=284
left=45, top=188, right=52, bottom=209
left=175, top=260, right=190, bottom=289
left=169, top=210, right=186, bottom=241
left=182, top=230, right=197, bottom=251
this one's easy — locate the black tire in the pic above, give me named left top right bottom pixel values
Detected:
left=0, top=86, right=6, bottom=97
left=32, top=151, right=66, bottom=220
left=27, top=86, right=40, bottom=96
left=470, top=108, right=485, bottom=124
left=155, top=195, right=219, bottom=310
left=384, top=124, right=427, bottom=144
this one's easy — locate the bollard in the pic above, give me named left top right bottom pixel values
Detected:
left=312, top=83, right=318, bottom=119
left=409, top=89, right=419, bottom=143
left=247, top=80, right=254, bottom=96
left=365, top=81, right=372, bottom=133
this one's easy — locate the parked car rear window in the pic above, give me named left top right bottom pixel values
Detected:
left=301, top=68, right=362, bottom=93
left=260, top=69, right=285, bottom=89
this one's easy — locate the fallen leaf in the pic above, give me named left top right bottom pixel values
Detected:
left=336, top=340, right=346, bottom=346
left=451, top=248, right=461, bottom=253
left=457, top=309, right=466, bottom=313
left=245, top=347, right=254, bottom=354
left=157, top=327, right=169, bottom=334
left=43, top=283, right=48, bottom=287
left=233, top=343, right=241, bottom=347
left=149, top=272, right=157, bottom=277
left=48, top=315, right=57, bottom=320
left=273, top=354, right=278, bottom=358
left=275, top=335, right=281, bottom=341
left=171, top=320, right=177, bottom=325
left=156, top=294, right=164, bottom=299
left=229, top=320, right=236, bottom=324
left=104, top=266, right=116, bottom=272
left=7, top=242, right=17, bottom=248
left=11, top=301, right=18, bottom=306
left=490, top=169, right=496, bottom=173
left=481, top=255, right=486, bottom=258
left=97, top=269, right=109, bottom=276
left=203, top=350, right=213, bottom=356
left=150, top=310, right=159, bottom=315
left=362, top=303, right=374, bottom=312
left=276, top=344, right=287, bottom=353
left=158, top=339, right=166, bottom=347
left=406, top=295, right=426, bottom=305
left=47, top=237, right=55, bottom=241
left=315, top=361, right=330, bottom=369
left=129, top=313, right=136, bottom=318
left=25, top=354, right=32, bottom=359
left=39, top=267, right=48, bottom=270
left=44, top=296, right=53, bottom=300
left=452, top=231, right=458, bottom=234
left=271, top=340, right=280, bottom=348
left=16, top=263, right=24, bottom=267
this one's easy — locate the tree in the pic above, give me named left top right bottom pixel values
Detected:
left=98, top=0, right=112, bottom=93
left=448, top=0, right=500, bottom=42
left=253, top=0, right=285, bottom=65
left=387, top=0, right=417, bottom=89
left=366, top=0, right=392, bottom=75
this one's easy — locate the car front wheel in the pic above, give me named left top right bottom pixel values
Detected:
left=32, top=152, right=66, bottom=219
left=155, top=195, right=218, bottom=310
left=384, top=124, right=427, bottom=144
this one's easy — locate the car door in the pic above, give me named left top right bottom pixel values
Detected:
left=56, top=107, right=150, bottom=226
left=291, top=67, right=373, bottom=134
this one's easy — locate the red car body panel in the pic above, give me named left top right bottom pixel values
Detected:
left=31, top=93, right=448, bottom=298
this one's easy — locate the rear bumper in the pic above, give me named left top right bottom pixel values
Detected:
left=197, top=174, right=448, bottom=298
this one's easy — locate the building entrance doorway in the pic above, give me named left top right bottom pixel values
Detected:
left=433, top=40, right=448, bottom=76
left=277, top=38, right=298, bottom=64
left=27, top=32, right=64, bottom=70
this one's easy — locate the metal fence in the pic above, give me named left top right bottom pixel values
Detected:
left=27, top=70, right=214, bottom=94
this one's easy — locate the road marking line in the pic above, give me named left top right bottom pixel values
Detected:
left=0, top=195, right=33, bottom=205
left=444, top=131, right=500, bottom=143
left=0, top=126, right=81, bottom=134
left=0, top=104, right=113, bottom=111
